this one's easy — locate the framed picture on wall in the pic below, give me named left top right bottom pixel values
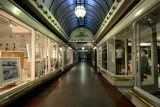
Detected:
left=26, top=44, right=43, bottom=62
left=0, top=57, right=21, bottom=87
left=35, top=61, right=45, bottom=77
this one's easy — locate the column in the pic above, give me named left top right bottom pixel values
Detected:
left=48, top=38, right=51, bottom=73
left=137, top=23, right=142, bottom=88
left=31, top=28, right=36, bottom=80
left=151, top=25, right=158, bottom=90
left=125, top=39, right=128, bottom=74
left=44, top=37, right=48, bottom=74
left=56, top=44, right=59, bottom=69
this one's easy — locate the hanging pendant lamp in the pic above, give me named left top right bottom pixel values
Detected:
left=75, top=5, right=86, bottom=18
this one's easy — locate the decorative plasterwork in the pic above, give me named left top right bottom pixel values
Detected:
left=69, top=27, right=94, bottom=42
left=32, top=0, right=68, bottom=39
left=94, top=0, right=121, bottom=40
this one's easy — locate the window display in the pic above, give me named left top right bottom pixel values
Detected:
left=0, top=10, right=32, bottom=90
left=35, top=61, right=45, bottom=77
left=35, top=32, right=47, bottom=75
left=0, top=6, right=69, bottom=104
left=136, top=6, right=160, bottom=97
left=115, top=40, right=125, bottom=75
left=66, top=48, right=73, bottom=65
left=0, top=51, right=25, bottom=69
left=50, top=41, right=58, bottom=71
left=26, top=44, right=43, bottom=62
left=0, top=57, right=21, bottom=87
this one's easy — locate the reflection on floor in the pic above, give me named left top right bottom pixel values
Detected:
left=7, top=62, right=135, bottom=107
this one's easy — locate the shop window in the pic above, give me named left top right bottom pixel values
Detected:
left=115, top=40, right=125, bottom=75
left=50, top=41, right=58, bottom=71
left=35, top=32, right=47, bottom=77
left=66, top=48, right=73, bottom=65
left=136, top=6, right=160, bottom=98
left=0, top=10, right=32, bottom=93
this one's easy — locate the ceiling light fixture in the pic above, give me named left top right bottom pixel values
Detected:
left=75, top=5, right=86, bottom=18
left=82, top=47, right=84, bottom=50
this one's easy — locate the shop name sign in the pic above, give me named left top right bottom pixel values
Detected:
left=75, top=32, right=89, bottom=37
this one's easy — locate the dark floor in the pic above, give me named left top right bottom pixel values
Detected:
left=7, top=62, right=135, bottom=107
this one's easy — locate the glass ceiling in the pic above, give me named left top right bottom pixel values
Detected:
left=42, top=0, right=115, bottom=37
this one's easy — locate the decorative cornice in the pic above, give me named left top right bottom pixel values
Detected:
left=32, top=0, right=69, bottom=40
left=94, top=0, right=121, bottom=40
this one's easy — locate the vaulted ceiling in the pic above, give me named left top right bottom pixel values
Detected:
left=42, top=0, right=115, bottom=36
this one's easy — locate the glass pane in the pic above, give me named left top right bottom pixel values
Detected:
left=115, top=39, right=125, bottom=75
left=35, top=32, right=46, bottom=77
left=0, top=10, right=32, bottom=91
left=136, top=7, right=160, bottom=97
left=51, top=41, right=58, bottom=71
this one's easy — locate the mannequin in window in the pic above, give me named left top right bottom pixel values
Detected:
left=116, top=46, right=123, bottom=75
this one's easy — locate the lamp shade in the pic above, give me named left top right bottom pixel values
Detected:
left=75, top=6, right=86, bottom=18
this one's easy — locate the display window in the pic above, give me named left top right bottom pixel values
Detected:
left=0, top=10, right=32, bottom=94
left=135, top=6, right=160, bottom=98
left=102, top=43, right=107, bottom=70
left=66, top=48, right=73, bottom=66
left=115, top=39, right=125, bottom=75
left=50, top=40, right=58, bottom=71
left=35, top=32, right=47, bottom=77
